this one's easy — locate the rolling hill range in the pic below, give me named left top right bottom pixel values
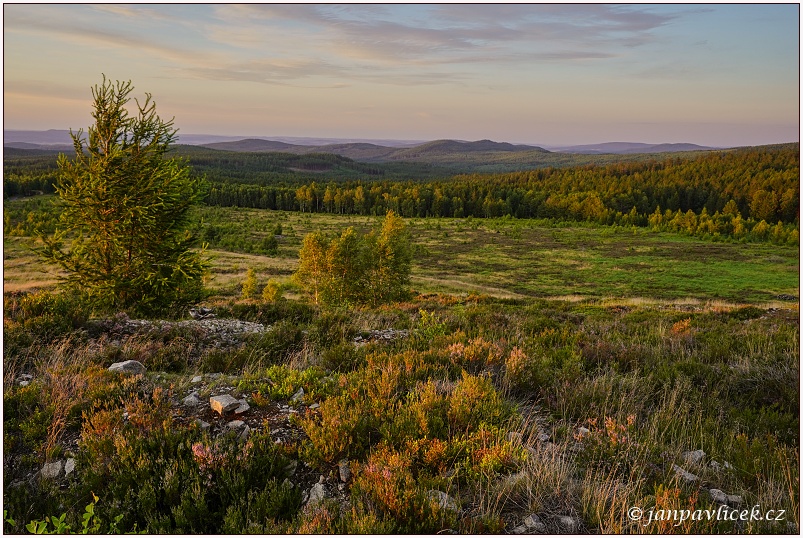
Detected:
left=551, top=141, right=718, bottom=154
left=4, top=130, right=743, bottom=174
left=182, top=138, right=726, bottom=173
left=198, top=138, right=549, bottom=162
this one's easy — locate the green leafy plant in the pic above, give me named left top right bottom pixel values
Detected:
left=20, top=494, right=128, bottom=535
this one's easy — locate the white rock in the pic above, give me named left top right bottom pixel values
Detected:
left=537, top=433, right=550, bottom=443
left=523, top=514, right=546, bottom=533
left=18, top=380, right=30, bottom=387
left=306, top=483, right=327, bottom=507
left=291, top=387, right=305, bottom=403
left=108, top=360, right=146, bottom=375
left=210, top=394, right=240, bottom=415
left=510, top=525, right=527, bottom=534
left=191, top=375, right=203, bottom=384
left=41, top=461, right=64, bottom=479
left=427, top=490, right=458, bottom=512
left=196, top=419, right=210, bottom=431
left=672, top=464, right=700, bottom=484
left=577, top=426, right=590, bottom=437
left=682, top=449, right=706, bottom=466
left=234, top=399, right=250, bottom=414
left=708, top=488, right=728, bottom=505
left=226, top=420, right=245, bottom=430
left=183, top=393, right=201, bottom=406
left=557, top=515, right=580, bottom=532
left=64, top=458, right=75, bottom=476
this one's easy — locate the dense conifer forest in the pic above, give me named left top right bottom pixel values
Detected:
left=7, top=142, right=796, bottom=244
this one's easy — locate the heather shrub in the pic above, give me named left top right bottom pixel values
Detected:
left=3, top=291, right=89, bottom=355
left=238, top=364, right=331, bottom=401
left=75, top=390, right=299, bottom=533
left=574, top=415, right=640, bottom=473
left=347, top=444, right=456, bottom=533
left=224, top=299, right=315, bottom=325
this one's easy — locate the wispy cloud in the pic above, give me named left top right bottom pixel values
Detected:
left=204, top=4, right=676, bottom=68
left=172, top=4, right=675, bottom=88
left=6, top=4, right=681, bottom=88
left=5, top=7, right=222, bottom=66
left=178, top=58, right=347, bottom=87
left=177, top=57, right=470, bottom=88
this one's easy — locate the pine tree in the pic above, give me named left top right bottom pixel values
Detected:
left=40, top=76, right=206, bottom=316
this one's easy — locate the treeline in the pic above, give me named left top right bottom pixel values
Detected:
left=5, top=144, right=799, bottom=244
left=206, top=145, right=799, bottom=244
left=183, top=150, right=385, bottom=182
left=3, top=147, right=454, bottom=197
left=3, top=150, right=61, bottom=197
left=181, top=148, right=454, bottom=184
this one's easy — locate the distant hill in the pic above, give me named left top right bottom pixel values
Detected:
left=389, top=139, right=547, bottom=159
left=200, top=139, right=397, bottom=160
left=4, top=142, right=74, bottom=152
left=553, top=142, right=717, bottom=154
left=4, top=131, right=736, bottom=174
left=203, top=139, right=300, bottom=152
left=4, top=129, right=75, bottom=145
left=198, top=138, right=549, bottom=162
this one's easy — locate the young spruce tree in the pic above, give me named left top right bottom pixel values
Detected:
left=40, top=77, right=206, bottom=316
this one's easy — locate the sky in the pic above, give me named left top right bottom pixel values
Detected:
left=3, top=3, right=800, bottom=147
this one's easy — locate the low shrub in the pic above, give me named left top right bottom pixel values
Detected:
left=347, top=444, right=456, bottom=533
left=73, top=390, right=300, bottom=533
left=4, top=291, right=90, bottom=356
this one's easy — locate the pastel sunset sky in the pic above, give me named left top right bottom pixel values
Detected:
left=3, top=3, right=799, bottom=146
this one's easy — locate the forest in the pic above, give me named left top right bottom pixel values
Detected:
left=5, top=142, right=799, bottom=245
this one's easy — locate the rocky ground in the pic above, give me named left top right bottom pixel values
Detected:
left=10, top=313, right=797, bottom=534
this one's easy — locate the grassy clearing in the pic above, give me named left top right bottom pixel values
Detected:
left=3, top=237, right=63, bottom=292
left=5, top=201, right=798, bottom=303
left=196, top=208, right=798, bottom=303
